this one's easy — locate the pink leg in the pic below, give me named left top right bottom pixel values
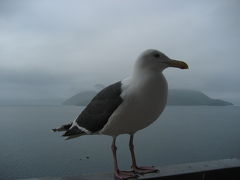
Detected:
left=129, top=134, right=159, bottom=175
left=111, top=137, right=138, bottom=179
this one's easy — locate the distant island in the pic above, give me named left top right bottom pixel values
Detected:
left=62, top=89, right=233, bottom=106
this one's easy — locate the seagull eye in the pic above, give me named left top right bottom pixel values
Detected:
left=153, top=53, right=160, bottom=58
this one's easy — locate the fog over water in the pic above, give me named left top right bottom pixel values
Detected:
left=0, top=0, right=239, bottom=104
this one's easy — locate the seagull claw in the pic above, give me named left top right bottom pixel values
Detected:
left=132, top=166, right=159, bottom=175
left=114, top=170, right=138, bottom=179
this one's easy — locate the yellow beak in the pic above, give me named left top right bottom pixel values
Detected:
left=165, top=59, right=189, bottom=69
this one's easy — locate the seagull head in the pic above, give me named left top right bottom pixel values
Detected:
left=135, top=49, right=188, bottom=72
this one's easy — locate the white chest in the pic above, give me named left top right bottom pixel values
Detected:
left=100, top=74, right=168, bottom=136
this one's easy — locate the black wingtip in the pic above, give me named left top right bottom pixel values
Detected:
left=52, top=123, right=72, bottom=133
left=64, top=134, right=84, bottom=140
left=62, top=130, right=72, bottom=136
left=62, top=126, right=83, bottom=136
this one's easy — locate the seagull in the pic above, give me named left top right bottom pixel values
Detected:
left=53, top=49, right=188, bottom=179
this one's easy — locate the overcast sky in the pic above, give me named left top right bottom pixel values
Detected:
left=0, top=0, right=239, bottom=104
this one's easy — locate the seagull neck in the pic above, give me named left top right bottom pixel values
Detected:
left=132, top=68, right=164, bottom=82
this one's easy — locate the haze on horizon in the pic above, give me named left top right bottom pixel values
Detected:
left=0, top=0, right=239, bottom=104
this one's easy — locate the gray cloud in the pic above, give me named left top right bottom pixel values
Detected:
left=0, top=0, right=239, bottom=103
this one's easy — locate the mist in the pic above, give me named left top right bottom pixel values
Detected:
left=0, top=0, right=239, bottom=104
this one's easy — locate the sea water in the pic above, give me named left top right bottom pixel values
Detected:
left=0, top=105, right=240, bottom=179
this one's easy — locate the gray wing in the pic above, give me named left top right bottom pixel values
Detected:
left=63, top=81, right=123, bottom=137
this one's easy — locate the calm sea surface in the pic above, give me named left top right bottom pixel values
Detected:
left=0, top=105, right=240, bottom=179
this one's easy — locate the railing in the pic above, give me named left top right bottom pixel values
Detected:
left=20, top=158, right=240, bottom=180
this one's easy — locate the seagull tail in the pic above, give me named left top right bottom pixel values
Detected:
left=64, top=134, right=84, bottom=140
left=52, top=123, right=72, bottom=132
left=62, top=126, right=86, bottom=140
left=52, top=123, right=87, bottom=140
